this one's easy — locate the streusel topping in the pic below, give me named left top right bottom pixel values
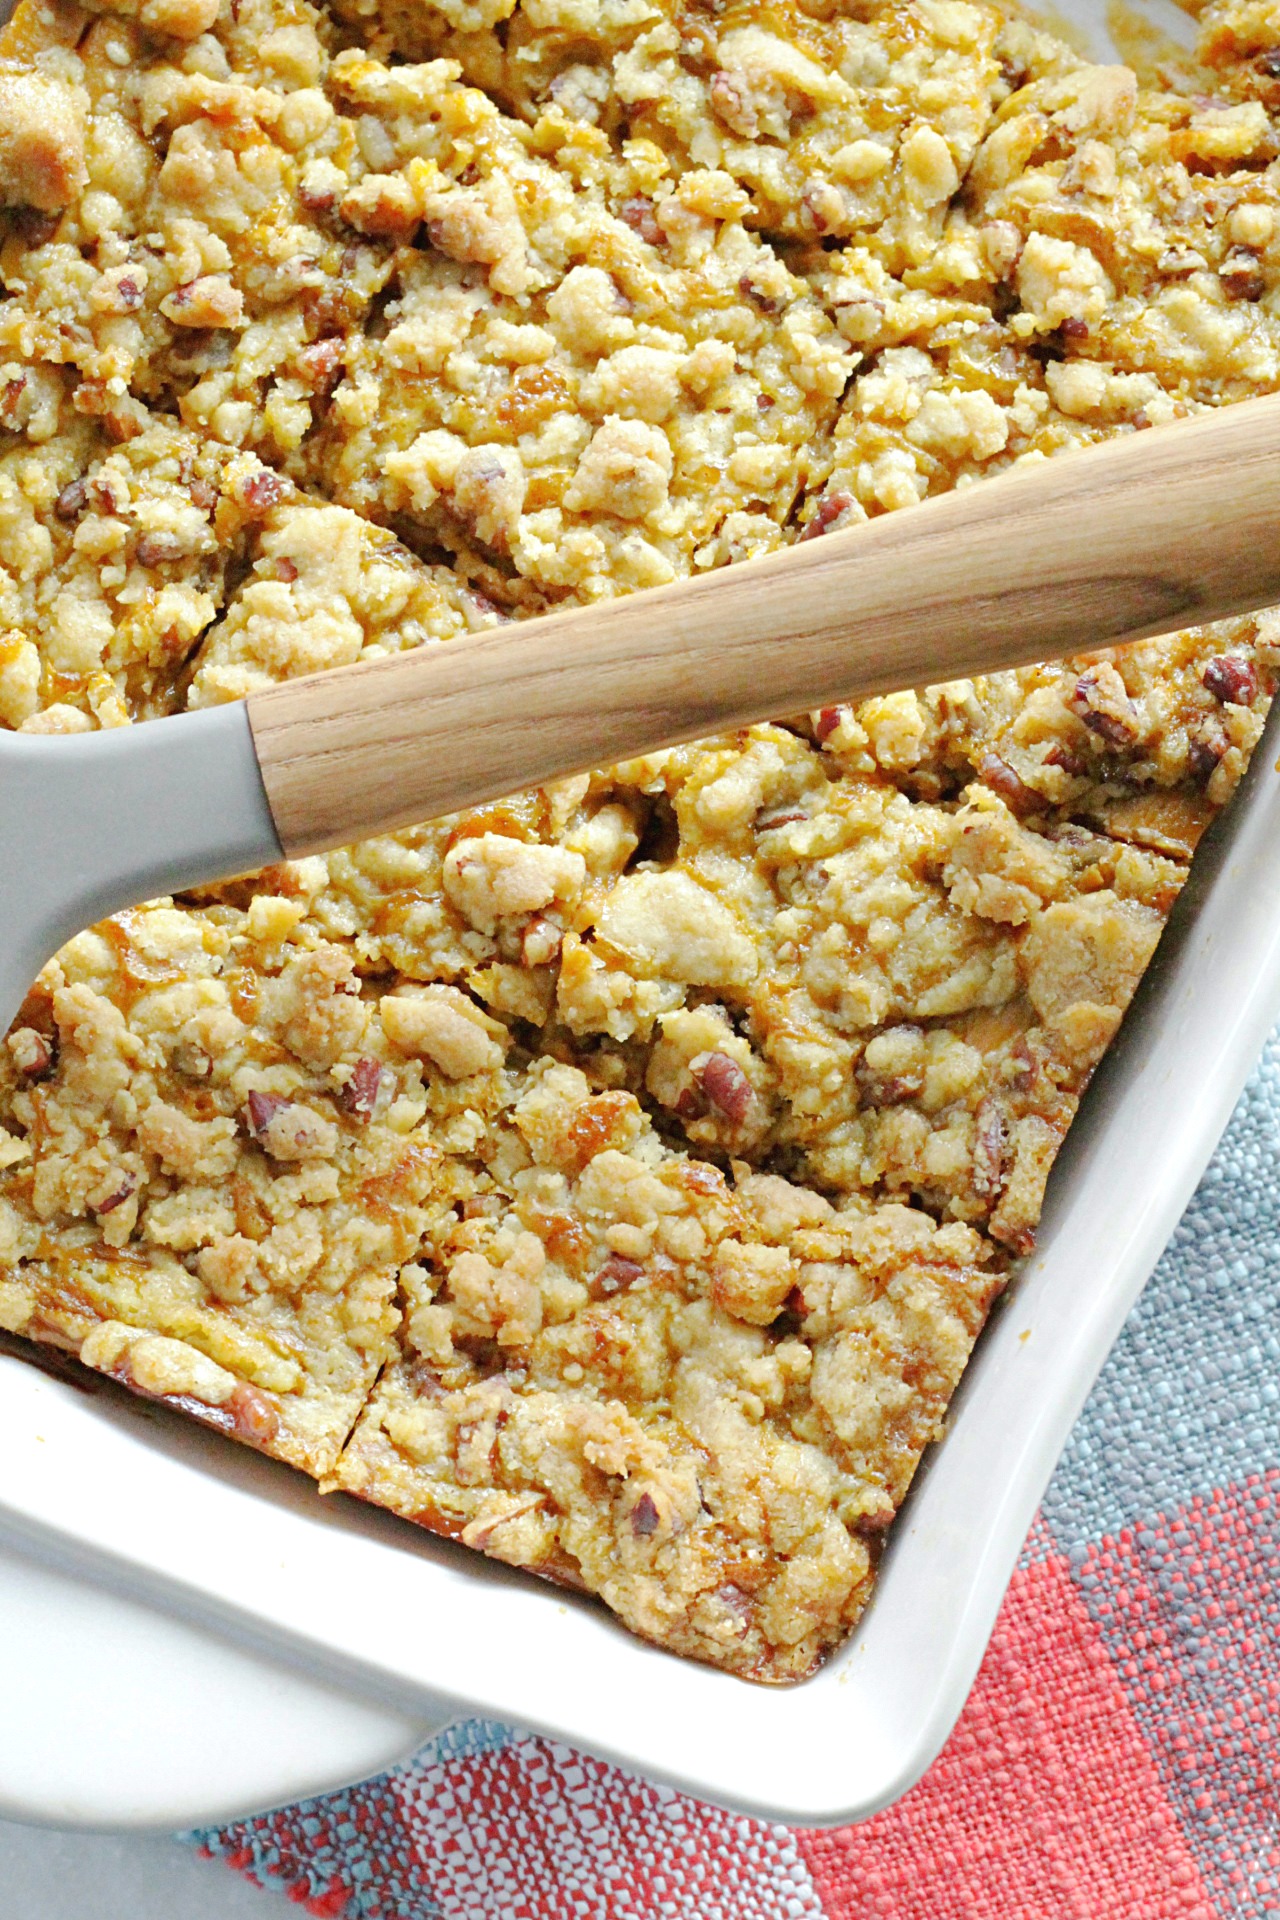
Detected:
left=0, top=0, right=1276, bottom=1679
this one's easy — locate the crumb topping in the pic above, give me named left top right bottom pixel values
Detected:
left=0, top=0, right=1277, bottom=1680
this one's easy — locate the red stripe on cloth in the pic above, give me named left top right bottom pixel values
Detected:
left=797, top=1554, right=1216, bottom=1920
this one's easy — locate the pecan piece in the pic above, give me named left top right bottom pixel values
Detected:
left=589, top=1253, right=645, bottom=1300
left=978, top=752, right=1041, bottom=815
left=1202, top=653, right=1258, bottom=704
left=619, top=195, right=662, bottom=244
left=160, top=274, right=244, bottom=329
left=1219, top=249, right=1266, bottom=301
left=53, top=478, right=87, bottom=522
left=134, top=530, right=188, bottom=567
left=755, top=805, right=808, bottom=833
left=297, top=338, right=342, bottom=396
left=692, top=1051, right=753, bottom=1124
left=856, top=1496, right=898, bottom=1534
left=972, top=1098, right=1009, bottom=1201
left=233, top=468, right=290, bottom=519
left=814, top=703, right=850, bottom=741
left=800, top=491, right=857, bottom=542
left=1043, top=742, right=1088, bottom=776
left=0, top=376, right=28, bottom=429
left=1188, top=718, right=1228, bottom=779
left=243, top=1090, right=337, bottom=1161
left=93, top=1171, right=138, bottom=1215
left=630, top=1491, right=660, bottom=1537
left=738, top=274, right=784, bottom=315
left=338, top=1055, right=382, bottom=1123
left=521, top=914, right=562, bottom=967
left=1067, top=663, right=1140, bottom=747
left=709, top=69, right=758, bottom=137
left=7, top=1027, right=54, bottom=1079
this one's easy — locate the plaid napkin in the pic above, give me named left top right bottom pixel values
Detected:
left=185, top=1026, right=1280, bottom=1919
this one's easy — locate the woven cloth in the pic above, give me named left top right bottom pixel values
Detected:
left=185, top=1027, right=1280, bottom=1919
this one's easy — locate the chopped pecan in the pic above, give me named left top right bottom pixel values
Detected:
left=972, top=1098, right=1009, bottom=1200
left=135, top=530, right=188, bottom=567
left=738, top=274, right=784, bottom=315
left=54, top=478, right=87, bottom=522
left=1058, top=315, right=1090, bottom=340
left=630, top=1491, right=660, bottom=1537
left=800, top=491, right=857, bottom=541
left=589, top=1253, right=645, bottom=1300
left=299, top=179, right=337, bottom=214
left=814, top=703, right=849, bottom=741
left=521, top=914, right=562, bottom=968
left=1202, top=653, right=1258, bottom=704
left=94, top=1172, right=138, bottom=1215
left=1043, top=742, right=1088, bottom=776
left=1188, top=718, right=1228, bottom=779
left=978, top=752, right=1041, bottom=815
left=856, top=1497, right=898, bottom=1534
left=692, top=1051, right=753, bottom=1124
left=0, top=376, right=27, bottom=429
left=161, top=275, right=244, bottom=329
left=1219, top=249, right=1266, bottom=301
left=7, top=1027, right=54, bottom=1079
left=234, top=468, right=290, bottom=519
left=338, top=1055, right=382, bottom=1123
left=187, top=476, right=217, bottom=513
left=710, top=69, right=758, bottom=138
left=297, top=338, right=342, bottom=395
left=803, top=180, right=845, bottom=235
left=619, top=195, right=662, bottom=244
left=244, top=1089, right=287, bottom=1137
left=755, top=804, right=808, bottom=832
left=243, top=1090, right=337, bottom=1160
left=1067, top=663, right=1140, bottom=747
left=856, top=1026, right=926, bottom=1105
left=88, top=472, right=126, bottom=515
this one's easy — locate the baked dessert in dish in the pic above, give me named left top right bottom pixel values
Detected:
left=0, top=0, right=1277, bottom=1681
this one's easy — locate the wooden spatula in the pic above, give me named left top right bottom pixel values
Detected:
left=6, top=389, right=1280, bottom=1033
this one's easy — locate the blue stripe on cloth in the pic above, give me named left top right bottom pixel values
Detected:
left=1040, top=1026, right=1280, bottom=1555
left=1071, top=1478, right=1280, bottom=1919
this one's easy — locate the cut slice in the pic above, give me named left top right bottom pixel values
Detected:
left=0, top=363, right=263, bottom=729
left=0, top=891, right=467, bottom=1476
left=0, top=0, right=400, bottom=464
left=331, top=1058, right=1004, bottom=1681
left=324, top=0, right=1007, bottom=258
left=303, top=50, right=852, bottom=602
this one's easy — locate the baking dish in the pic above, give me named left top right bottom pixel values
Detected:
left=2, top=682, right=1278, bottom=1830
left=3, top=0, right=1277, bottom=1830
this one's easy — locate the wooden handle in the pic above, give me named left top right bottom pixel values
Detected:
left=248, top=391, right=1280, bottom=857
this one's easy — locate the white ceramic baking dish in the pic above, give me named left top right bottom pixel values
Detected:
left=4, top=0, right=1275, bottom=1832
left=4, top=690, right=1279, bottom=1831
